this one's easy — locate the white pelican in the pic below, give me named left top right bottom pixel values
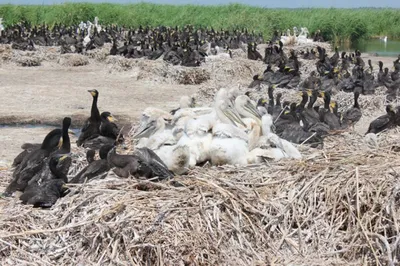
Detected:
left=83, top=21, right=92, bottom=47
left=234, top=95, right=262, bottom=126
left=133, top=115, right=190, bottom=175
left=94, top=16, right=101, bottom=32
left=209, top=122, right=249, bottom=166
left=247, top=120, right=287, bottom=163
left=209, top=98, right=250, bottom=166
left=261, top=114, right=302, bottom=159
left=0, top=18, right=4, bottom=35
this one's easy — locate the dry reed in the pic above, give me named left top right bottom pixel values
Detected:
left=0, top=41, right=399, bottom=266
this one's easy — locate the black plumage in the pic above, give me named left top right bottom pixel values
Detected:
left=107, top=146, right=173, bottom=181
left=77, top=89, right=101, bottom=147
left=4, top=128, right=64, bottom=196
left=366, top=105, right=396, bottom=134
left=342, top=90, right=362, bottom=128
left=27, top=117, right=72, bottom=188
left=19, top=154, right=69, bottom=208
left=70, top=145, right=112, bottom=183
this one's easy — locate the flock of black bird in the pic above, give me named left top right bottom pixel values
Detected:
left=3, top=89, right=174, bottom=208
left=0, top=21, right=267, bottom=66
left=247, top=41, right=400, bottom=145
left=1, top=22, right=400, bottom=208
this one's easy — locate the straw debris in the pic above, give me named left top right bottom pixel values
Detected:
left=0, top=41, right=399, bottom=265
left=58, top=54, right=90, bottom=67
left=1, top=130, right=399, bottom=265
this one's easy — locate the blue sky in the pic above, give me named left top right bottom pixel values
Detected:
left=1, top=0, right=399, bottom=8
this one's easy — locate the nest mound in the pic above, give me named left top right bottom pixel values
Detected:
left=14, top=55, right=42, bottom=67
left=85, top=44, right=112, bottom=61
left=1, top=132, right=400, bottom=265
left=58, top=54, right=90, bottom=67
left=0, top=44, right=12, bottom=62
left=1, top=41, right=399, bottom=265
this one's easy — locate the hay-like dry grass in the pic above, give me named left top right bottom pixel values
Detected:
left=58, top=54, right=90, bottom=67
left=0, top=41, right=399, bottom=265
left=1, top=130, right=400, bottom=265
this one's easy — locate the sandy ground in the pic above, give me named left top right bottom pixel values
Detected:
left=0, top=61, right=200, bottom=165
left=0, top=44, right=397, bottom=167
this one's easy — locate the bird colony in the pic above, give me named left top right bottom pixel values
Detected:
left=1, top=17, right=400, bottom=265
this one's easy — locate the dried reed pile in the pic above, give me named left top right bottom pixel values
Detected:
left=1, top=130, right=400, bottom=265
left=0, top=41, right=399, bottom=265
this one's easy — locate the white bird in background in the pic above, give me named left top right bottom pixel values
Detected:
left=83, top=21, right=92, bottom=47
left=94, top=16, right=101, bottom=32
left=0, top=18, right=4, bottom=36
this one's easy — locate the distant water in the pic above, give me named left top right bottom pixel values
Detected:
left=338, top=39, right=400, bottom=57
left=0, top=124, right=81, bottom=136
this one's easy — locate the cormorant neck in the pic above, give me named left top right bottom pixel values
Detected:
left=49, top=159, right=68, bottom=182
left=91, top=94, right=101, bottom=121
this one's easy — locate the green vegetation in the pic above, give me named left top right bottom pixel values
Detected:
left=0, top=3, right=399, bottom=42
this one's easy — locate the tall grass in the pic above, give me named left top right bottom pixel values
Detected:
left=0, top=3, right=399, bottom=42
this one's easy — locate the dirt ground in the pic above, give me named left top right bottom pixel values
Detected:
left=0, top=43, right=399, bottom=266
left=0, top=44, right=397, bottom=167
left=0, top=61, right=200, bottom=165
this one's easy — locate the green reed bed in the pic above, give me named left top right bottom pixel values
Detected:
left=0, top=3, right=399, bottom=42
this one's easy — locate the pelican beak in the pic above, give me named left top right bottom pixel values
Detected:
left=244, top=101, right=262, bottom=119
left=223, top=108, right=247, bottom=128
left=57, top=138, right=63, bottom=149
left=133, top=120, right=156, bottom=139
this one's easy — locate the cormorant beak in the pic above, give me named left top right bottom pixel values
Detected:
left=261, top=99, right=267, bottom=104
left=57, top=138, right=63, bottom=149
left=59, top=155, right=69, bottom=161
left=319, top=91, right=325, bottom=98
left=272, top=84, right=277, bottom=89
left=306, top=90, right=312, bottom=96
left=68, top=129, right=76, bottom=135
left=88, top=90, right=97, bottom=97
left=333, top=68, right=339, bottom=73
left=107, top=115, right=118, bottom=122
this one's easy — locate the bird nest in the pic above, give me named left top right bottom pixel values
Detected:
left=58, top=54, right=90, bottom=67
left=14, top=55, right=42, bottom=67
left=1, top=129, right=400, bottom=265
left=0, top=44, right=12, bottom=62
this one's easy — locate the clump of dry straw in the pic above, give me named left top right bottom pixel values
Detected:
left=0, top=41, right=399, bottom=266
left=1, top=129, right=399, bottom=265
